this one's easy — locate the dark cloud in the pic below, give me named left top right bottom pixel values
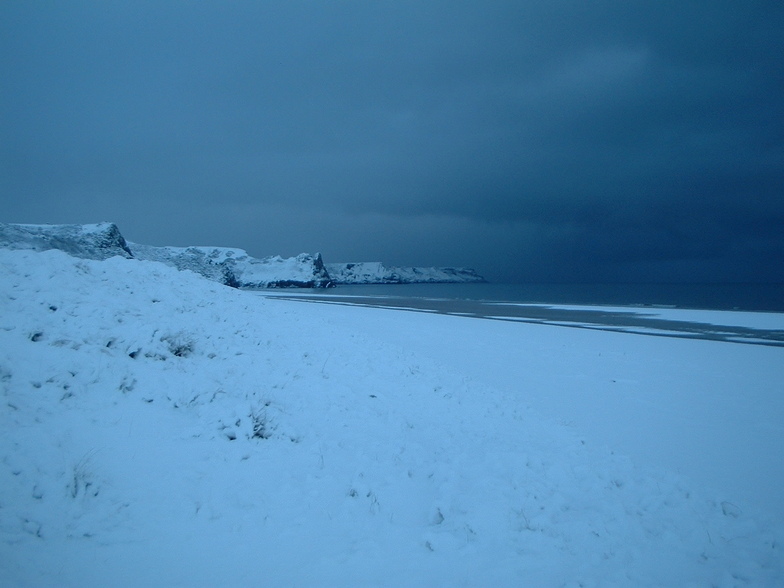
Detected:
left=2, top=1, right=783, bottom=282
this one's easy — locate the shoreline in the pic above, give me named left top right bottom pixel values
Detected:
left=255, top=291, right=784, bottom=347
left=263, top=293, right=784, bottom=525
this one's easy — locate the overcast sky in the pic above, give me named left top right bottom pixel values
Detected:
left=2, top=1, right=782, bottom=283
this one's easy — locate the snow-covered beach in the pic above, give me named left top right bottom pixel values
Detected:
left=1, top=248, right=782, bottom=586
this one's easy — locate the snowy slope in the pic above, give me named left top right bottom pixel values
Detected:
left=0, top=248, right=781, bottom=586
left=326, top=261, right=485, bottom=284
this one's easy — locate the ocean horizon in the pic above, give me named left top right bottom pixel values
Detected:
left=315, top=281, right=784, bottom=312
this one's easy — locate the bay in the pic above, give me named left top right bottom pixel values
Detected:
left=319, top=282, right=784, bottom=312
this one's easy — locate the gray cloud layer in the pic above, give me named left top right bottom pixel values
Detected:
left=2, top=1, right=782, bottom=282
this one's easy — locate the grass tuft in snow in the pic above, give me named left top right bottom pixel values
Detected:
left=160, top=332, right=195, bottom=358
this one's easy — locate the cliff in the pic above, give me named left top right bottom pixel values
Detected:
left=0, top=223, right=332, bottom=289
left=130, top=243, right=332, bottom=289
left=0, top=222, right=133, bottom=260
left=0, top=223, right=485, bottom=288
left=326, top=262, right=485, bottom=284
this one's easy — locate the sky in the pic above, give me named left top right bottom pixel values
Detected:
left=1, top=1, right=783, bottom=283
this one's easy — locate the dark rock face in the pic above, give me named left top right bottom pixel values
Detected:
left=0, top=222, right=134, bottom=260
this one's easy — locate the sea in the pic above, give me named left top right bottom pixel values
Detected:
left=315, top=282, right=784, bottom=313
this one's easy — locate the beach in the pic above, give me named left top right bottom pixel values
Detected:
left=1, top=248, right=782, bottom=586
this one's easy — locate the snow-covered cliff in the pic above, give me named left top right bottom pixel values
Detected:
left=0, top=222, right=133, bottom=260
left=0, top=223, right=332, bottom=289
left=0, top=223, right=484, bottom=288
left=130, top=243, right=332, bottom=289
left=326, top=262, right=485, bottom=284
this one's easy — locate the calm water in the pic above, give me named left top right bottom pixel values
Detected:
left=315, top=283, right=784, bottom=312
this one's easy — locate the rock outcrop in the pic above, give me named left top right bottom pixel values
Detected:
left=130, top=243, right=333, bottom=289
left=0, top=222, right=133, bottom=260
left=326, top=262, right=485, bottom=284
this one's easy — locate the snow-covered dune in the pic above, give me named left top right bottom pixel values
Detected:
left=0, top=248, right=781, bottom=586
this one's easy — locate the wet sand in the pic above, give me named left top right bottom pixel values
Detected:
left=260, top=293, right=784, bottom=347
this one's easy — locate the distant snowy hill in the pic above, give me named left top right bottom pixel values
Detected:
left=0, top=222, right=485, bottom=288
left=0, top=222, right=332, bottom=289
left=326, top=261, right=485, bottom=284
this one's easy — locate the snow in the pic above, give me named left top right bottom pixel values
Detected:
left=326, top=262, right=485, bottom=284
left=1, top=248, right=782, bottom=586
left=130, top=243, right=332, bottom=288
left=0, top=222, right=331, bottom=288
left=497, top=303, right=784, bottom=331
left=1, top=221, right=482, bottom=289
left=0, top=222, right=133, bottom=260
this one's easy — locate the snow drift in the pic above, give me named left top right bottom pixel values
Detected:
left=0, top=247, right=781, bottom=586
